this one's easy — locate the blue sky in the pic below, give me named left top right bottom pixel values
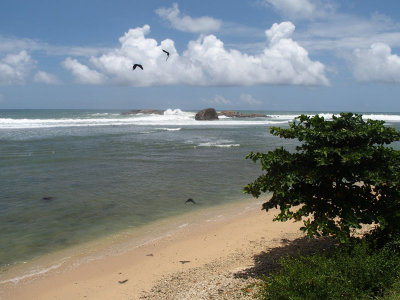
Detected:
left=1, top=0, right=400, bottom=111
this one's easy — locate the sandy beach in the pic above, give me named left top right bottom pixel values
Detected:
left=0, top=198, right=334, bottom=300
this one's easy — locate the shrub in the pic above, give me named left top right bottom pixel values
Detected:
left=245, top=113, right=400, bottom=243
left=258, top=241, right=400, bottom=300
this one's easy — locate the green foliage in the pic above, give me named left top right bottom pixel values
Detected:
left=258, top=241, right=400, bottom=300
left=244, top=113, right=400, bottom=243
left=378, top=280, right=400, bottom=300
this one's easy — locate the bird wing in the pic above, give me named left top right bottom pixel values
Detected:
left=162, top=49, right=170, bottom=61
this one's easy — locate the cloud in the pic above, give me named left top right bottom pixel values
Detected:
left=240, top=94, right=262, bottom=105
left=297, top=13, right=400, bottom=53
left=260, top=0, right=400, bottom=59
left=63, top=57, right=107, bottom=84
left=352, top=43, right=400, bottom=83
left=0, top=35, right=111, bottom=58
left=262, top=0, right=334, bottom=20
left=156, top=3, right=222, bottom=33
left=204, top=93, right=261, bottom=106
left=0, top=51, right=34, bottom=85
left=33, top=71, right=62, bottom=85
left=0, top=36, right=42, bottom=54
left=263, top=4, right=400, bottom=57
left=208, top=95, right=232, bottom=105
left=0, top=50, right=61, bottom=85
left=265, top=21, right=295, bottom=44
left=63, top=23, right=328, bottom=87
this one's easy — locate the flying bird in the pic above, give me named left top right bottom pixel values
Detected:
left=162, top=49, right=170, bottom=61
left=132, top=64, right=143, bottom=70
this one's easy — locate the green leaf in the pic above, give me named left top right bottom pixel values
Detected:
left=245, top=113, right=400, bottom=243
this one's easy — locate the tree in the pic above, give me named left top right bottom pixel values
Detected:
left=244, top=113, right=400, bottom=243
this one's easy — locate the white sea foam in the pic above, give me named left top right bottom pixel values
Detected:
left=269, top=113, right=336, bottom=121
left=269, top=113, right=400, bottom=123
left=1, top=110, right=400, bottom=129
left=0, top=117, right=284, bottom=129
left=362, top=114, right=400, bottom=122
left=0, top=118, right=137, bottom=129
left=268, top=114, right=300, bottom=120
left=163, top=108, right=187, bottom=116
left=140, top=131, right=157, bottom=134
left=198, top=142, right=240, bottom=148
left=155, top=127, right=182, bottom=131
left=88, top=113, right=114, bottom=116
left=0, top=262, right=64, bottom=285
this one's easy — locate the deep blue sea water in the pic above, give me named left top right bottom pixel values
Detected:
left=1, top=109, right=400, bottom=273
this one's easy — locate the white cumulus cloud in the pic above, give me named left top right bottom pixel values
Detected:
left=352, top=43, right=400, bottom=83
left=62, top=22, right=328, bottom=87
left=156, top=3, right=222, bottom=33
left=33, top=71, right=61, bottom=85
left=263, top=0, right=333, bottom=20
left=0, top=50, right=63, bottom=85
left=0, top=51, right=34, bottom=85
left=63, top=57, right=107, bottom=84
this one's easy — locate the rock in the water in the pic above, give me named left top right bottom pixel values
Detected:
left=122, top=109, right=164, bottom=115
left=195, top=108, right=219, bottom=121
left=218, top=110, right=267, bottom=118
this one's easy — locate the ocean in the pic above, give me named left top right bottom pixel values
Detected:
left=1, top=109, right=400, bottom=277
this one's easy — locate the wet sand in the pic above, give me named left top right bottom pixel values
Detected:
left=1, top=197, right=329, bottom=300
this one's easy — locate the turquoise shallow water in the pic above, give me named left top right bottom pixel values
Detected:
left=1, top=109, right=400, bottom=270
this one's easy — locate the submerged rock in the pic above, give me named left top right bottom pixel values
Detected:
left=185, top=198, right=196, bottom=204
left=42, top=196, right=54, bottom=201
left=195, top=108, right=219, bottom=121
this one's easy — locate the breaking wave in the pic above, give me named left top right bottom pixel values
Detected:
left=197, top=142, right=240, bottom=148
left=1, top=109, right=400, bottom=129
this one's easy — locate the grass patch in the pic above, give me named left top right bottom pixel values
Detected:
left=257, top=240, right=400, bottom=300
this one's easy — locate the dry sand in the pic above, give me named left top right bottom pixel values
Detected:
left=0, top=198, right=334, bottom=300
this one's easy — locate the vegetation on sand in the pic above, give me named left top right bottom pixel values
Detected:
left=244, top=113, right=400, bottom=299
left=257, top=239, right=400, bottom=300
left=244, top=113, right=400, bottom=243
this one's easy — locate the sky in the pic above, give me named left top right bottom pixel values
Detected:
left=1, top=0, right=400, bottom=111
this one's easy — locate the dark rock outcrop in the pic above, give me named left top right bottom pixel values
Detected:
left=195, top=108, right=219, bottom=121
left=218, top=110, right=268, bottom=118
left=122, top=109, right=164, bottom=115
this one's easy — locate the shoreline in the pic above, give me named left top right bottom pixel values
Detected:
left=0, top=196, right=318, bottom=300
left=1, top=196, right=260, bottom=281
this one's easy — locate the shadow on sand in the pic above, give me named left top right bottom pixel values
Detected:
left=235, top=236, right=337, bottom=279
